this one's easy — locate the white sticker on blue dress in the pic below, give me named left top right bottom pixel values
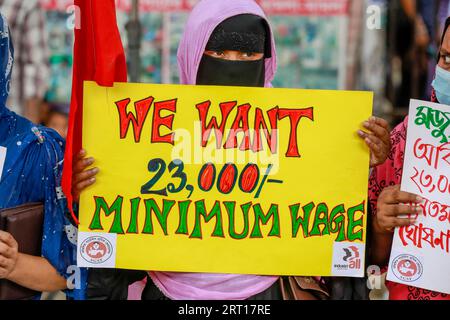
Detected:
left=0, top=146, right=6, bottom=181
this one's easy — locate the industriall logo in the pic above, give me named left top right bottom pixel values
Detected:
left=334, top=246, right=361, bottom=271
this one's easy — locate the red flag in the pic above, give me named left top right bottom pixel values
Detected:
left=62, top=0, right=127, bottom=224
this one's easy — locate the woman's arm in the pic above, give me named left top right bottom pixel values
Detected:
left=7, top=254, right=67, bottom=292
left=0, top=231, right=67, bottom=293
left=371, top=220, right=395, bottom=267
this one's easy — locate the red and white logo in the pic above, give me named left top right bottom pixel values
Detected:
left=391, top=254, right=423, bottom=282
left=80, top=236, right=113, bottom=264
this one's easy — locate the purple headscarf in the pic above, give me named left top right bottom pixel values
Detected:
left=177, top=0, right=277, bottom=87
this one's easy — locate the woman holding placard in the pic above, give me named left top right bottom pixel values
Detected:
left=74, top=0, right=391, bottom=300
left=369, top=17, right=450, bottom=300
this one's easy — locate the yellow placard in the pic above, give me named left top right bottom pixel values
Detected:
left=77, top=81, right=373, bottom=277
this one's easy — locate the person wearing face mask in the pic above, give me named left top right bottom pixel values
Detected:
left=369, top=17, right=450, bottom=301
left=195, top=14, right=269, bottom=87
left=75, top=0, right=391, bottom=300
left=432, top=19, right=450, bottom=106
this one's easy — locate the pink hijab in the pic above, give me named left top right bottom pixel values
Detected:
left=130, top=0, right=279, bottom=300
left=177, top=0, right=277, bottom=87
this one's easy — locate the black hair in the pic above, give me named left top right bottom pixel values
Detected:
left=442, top=17, right=450, bottom=46
left=438, top=17, right=450, bottom=63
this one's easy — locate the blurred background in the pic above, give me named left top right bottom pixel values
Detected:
left=1, top=0, right=450, bottom=138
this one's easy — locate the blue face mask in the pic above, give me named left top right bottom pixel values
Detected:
left=432, top=66, right=450, bottom=106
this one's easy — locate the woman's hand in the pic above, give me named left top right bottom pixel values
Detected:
left=374, top=185, right=423, bottom=234
left=358, top=116, right=391, bottom=168
left=73, top=149, right=99, bottom=203
left=0, top=231, right=19, bottom=279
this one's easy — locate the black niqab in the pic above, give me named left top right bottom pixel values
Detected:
left=196, top=14, right=270, bottom=87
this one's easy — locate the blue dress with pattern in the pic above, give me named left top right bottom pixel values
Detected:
left=0, top=13, right=87, bottom=300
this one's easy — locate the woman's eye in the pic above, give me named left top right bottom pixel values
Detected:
left=214, top=51, right=225, bottom=56
left=242, top=52, right=254, bottom=57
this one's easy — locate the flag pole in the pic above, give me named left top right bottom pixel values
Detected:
left=126, top=0, right=142, bottom=82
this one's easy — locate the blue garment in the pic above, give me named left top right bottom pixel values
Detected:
left=0, top=13, right=86, bottom=300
